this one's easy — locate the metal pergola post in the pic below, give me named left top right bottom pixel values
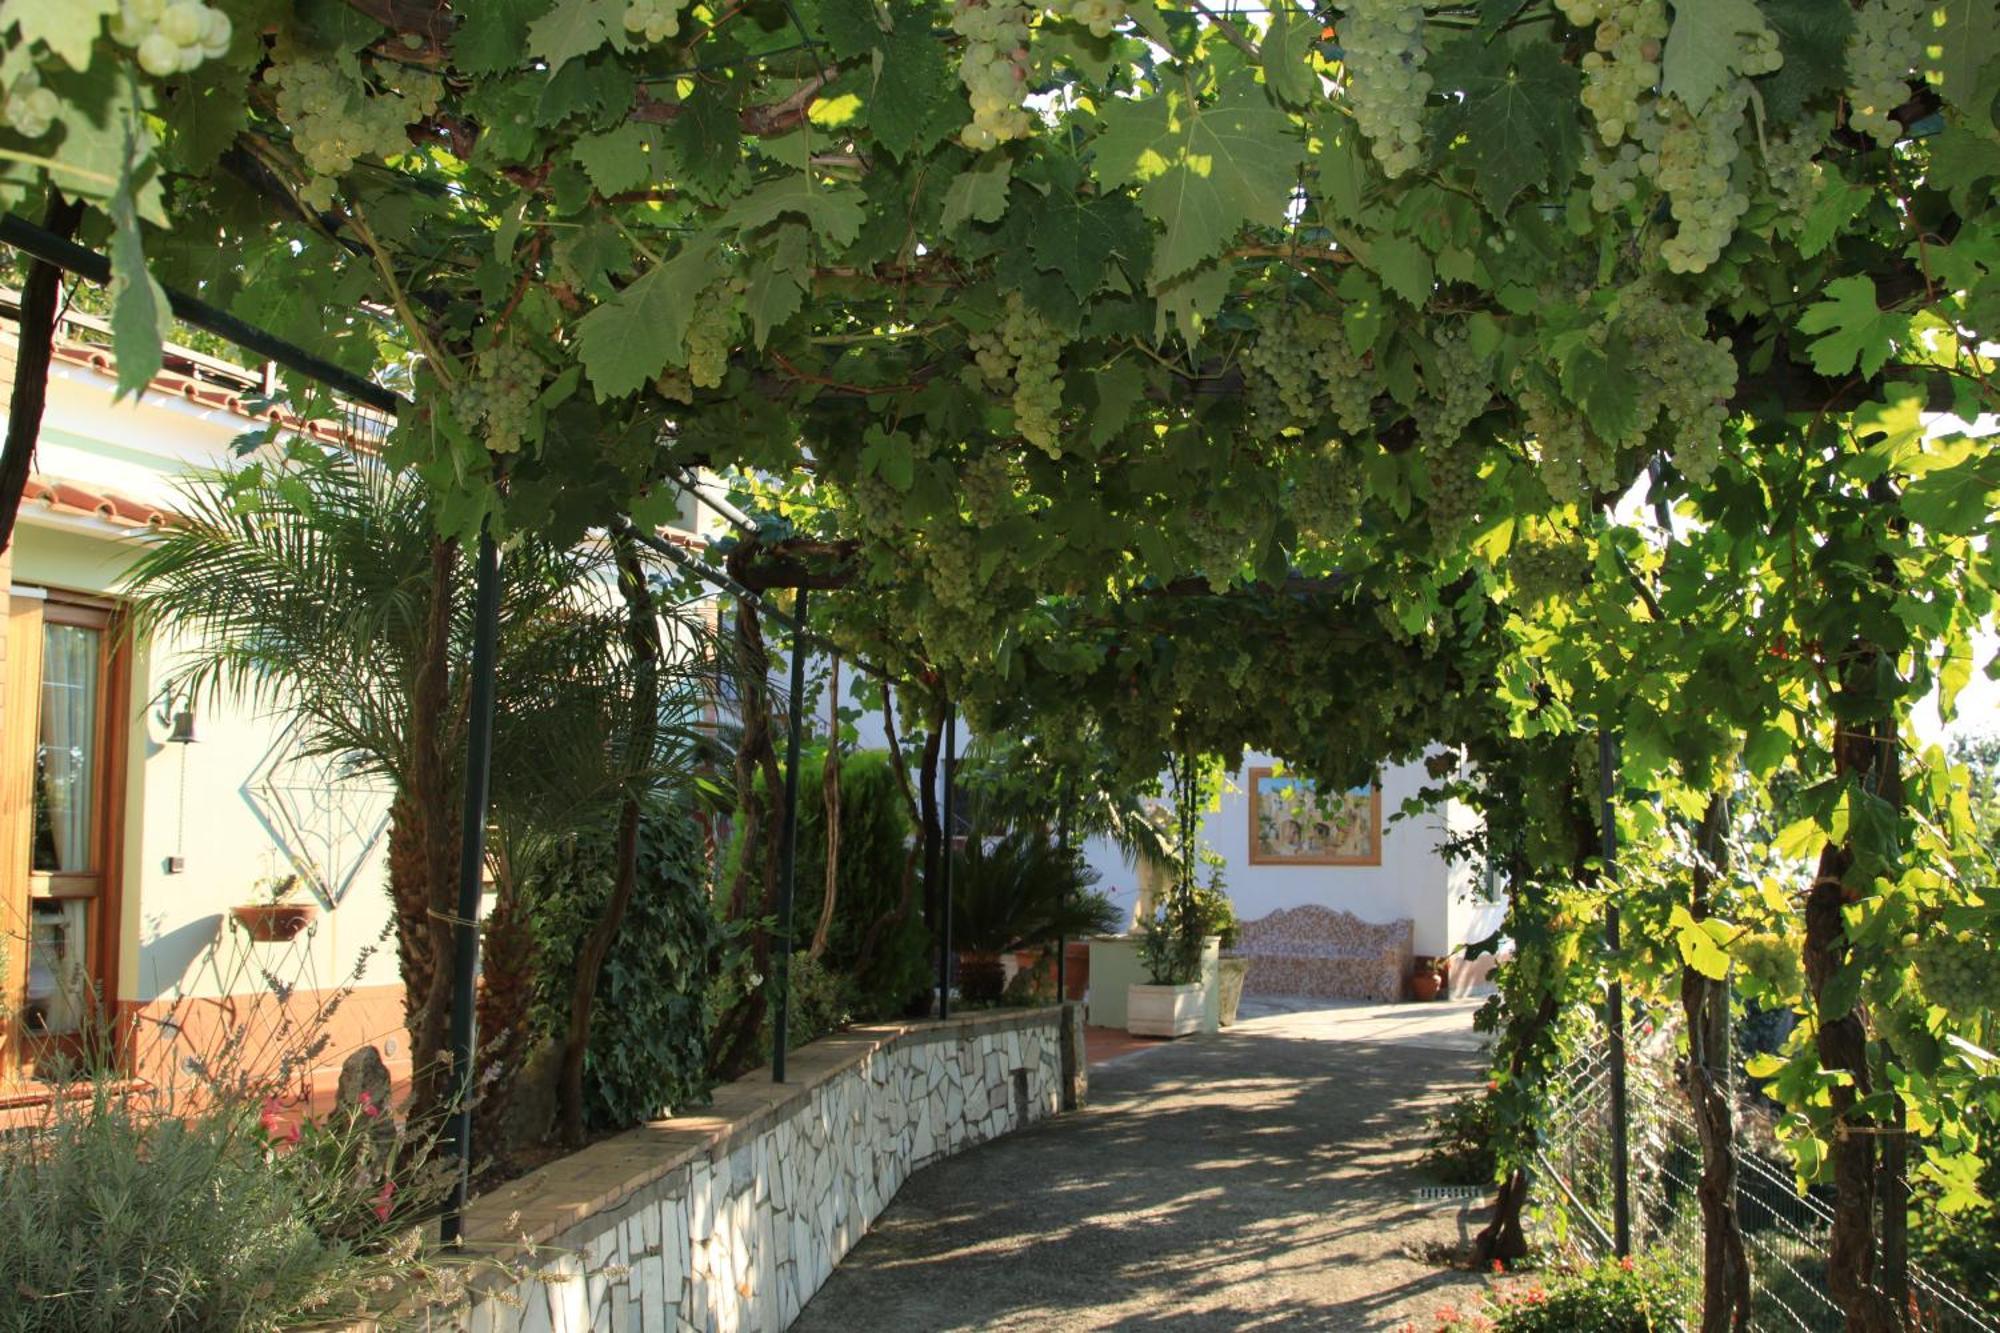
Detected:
left=1600, top=727, right=1632, bottom=1258
left=440, top=528, right=501, bottom=1245
left=772, top=588, right=810, bottom=1082
left=937, top=709, right=956, bottom=1021
left=1055, top=775, right=1073, bottom=1002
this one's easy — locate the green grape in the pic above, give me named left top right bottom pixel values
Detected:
left=4, top=69, right=59, bottom=139
left=1336, top=0, right=1432, bottom=177
left=1582, top=141, right=1647, bottom=214
left=1846, top=0, right=1926, bottom=148
left=1421, top=436, right=1483, bottom=551
left=1246, top=306, right=1322, bottom=423
left=1185, top=503, right=1257, bottom=593
left=961, top=449, right=1017, bottom=525
left=654, top=368, right=695, bottom=405
left=1415, top=324, right=1491, bottom=451
left=1620, top=291, right=1736, bottom=485
left=1292, top=442, right=1363, bottom=543
left=455, top=342, right=546, bottom=455
left=1569, top=0, right=1669, bottom=146
left=953, top=0, right=1035, bottom=150
left=967, top=294, right=1067, bottom=456
left=685, top=284, right=738, bottom=389
left=1913, top=932, right=2000, bottom=1024
left=265, top=55, right=442, bottom=207
left=1640, top=84, right=1751, bottom=274
left=113, top=0, right=232, bottom=76
left=624, top=0, right=687, bottom=42
left=1507, top=533, right=1589, bottom=606
left=1246, top=304, right=1378, bottom=435
left=1059, top=0, right=1125, bottom=37
left=1312, top=330, right=1377, bottom=437
left=1762, top=118, right=1827, bottom=226
left=1520, top=383, right=1616, bottom=506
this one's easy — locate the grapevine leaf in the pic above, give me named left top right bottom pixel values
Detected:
left=1087, top=358, right=1149, bottom=446
left=1796, top=177, right=1868, bottom=259
left=1929, top=125, right=2000, bottom=215
left=4, top=0, right=117, bottom=69
left=454, top=0, right=542, bottom=75
left=157, top=68, right=249, bottom=173
left=814, top=0, right=887, bottom=61
left=868, top=17, right=962, bottom=159
left=745, top=222, right=811, bottom=348
left=1030, top=193, right=1129, bottom=301
left=724, top=174, right=866, bottom=246
left=1092, top=72, right=1305, bottom=282
left=574, top=242, right=723, bottom=399
left=1661, top=0, right=1777, bottom=112
left=528, top=0, right=626, bottom=74
left=574, top=123, right=660, bottom=195
left=663, top=83, right=744, bottom=203
left=1758, top=0, right=1852, bottom=123
left=1152, top=258, right=1230, bottom=344
left=1796, top=275, right=1907, bottom=377
left=1261, top=4, right=1319, bottom=108
left=1902, top=455, right=2000, bottom=535
left=1556, top=328, right=1639, bottom=443
left=109, top=168, right=169, bottom=401
left=1927, top=0, right=2000, bottom=103
left=1670, top=906, right=1732, bottom=980
left=1314, top=112, right=1382, bottom=226
left=1429, top=36, right=1582, bottom=214
left=860, top=426, right=915, bottom=491
left=940, top=155, right=1013, bottom=232
left=1367, top=235, right=1433, bottom=307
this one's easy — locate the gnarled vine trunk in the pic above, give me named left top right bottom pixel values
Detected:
left=402, top=536, right=463, bottom=1126
left=1683, top=793, right=1751, bottom=1333
left=810, top=654, right=841, bottom=959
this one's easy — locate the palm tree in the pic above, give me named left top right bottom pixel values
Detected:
left=123, top=447, right=722, bottom=1125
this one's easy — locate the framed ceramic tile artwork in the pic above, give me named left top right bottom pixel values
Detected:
left=1247, top=768, right=1381, bottom=866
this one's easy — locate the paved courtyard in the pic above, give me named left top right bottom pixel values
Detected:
left=794, top=997, right=1497, bottom=1331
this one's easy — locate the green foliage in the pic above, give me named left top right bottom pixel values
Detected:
left=523, top=797, right=722, bottom=1129
left=1420, top=1090, right=1501, bottom=1187
left=950, top=823, right=1118, bottom=955
left=1432, top=1255, right=1688, bottom=1332
left=768, top=952, right=858, bottom=1051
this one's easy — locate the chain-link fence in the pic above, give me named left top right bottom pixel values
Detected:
left=1536, top=1025, right=1998, bottom=1333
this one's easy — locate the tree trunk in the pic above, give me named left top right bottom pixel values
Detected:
left=557, top=536, right=661, bottom=1145
left=1684, top=793, right=1751, bottom=1333
left=917, top=689, right=945, bottom=937
left=711, top=596, right=786, bottom=1080
left=1805, top=685, right=1903, bottom=1333
left=403, top=537, right=462, bottom=1125
left=810, top=655, right=841, bottom=959
left=471, top=848, right=536, bottom=1165
left=0, top=194, right=86, bottom=560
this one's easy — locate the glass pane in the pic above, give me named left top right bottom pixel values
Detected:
left=33, top=623, right=101, bottom=873
left=24, top=898, right=89, bottom=1035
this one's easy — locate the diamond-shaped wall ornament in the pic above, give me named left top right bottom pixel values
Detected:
left=243, top=735, right=394, bottom=910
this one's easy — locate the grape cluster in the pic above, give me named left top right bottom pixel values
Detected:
left=1246, top=304, right=1378, bottom=435
left=1186, top=503, right=1258, bottom=592
left=1507, top=532, right=1588, bottom=606
left=1520, top=383, right=1616, bottom=506
left=1415, top=325, right=1491, bottom=451
left=654, top=368, right=695, bottom=405
left=1733, top=931, right=1803, bottom=998
left=1422, top=437, right=1482, bottom=550
left=1913, top=932, right=2000, bottom=1024
left=1762, top=119, right=1827, bottom=225
left=456, top=342, right=547, bottom=456
left=265, top=57, right=442, bottom=208
left=1056, top=0, right=1125, bottom=37
left=1292, top=442, right=1363, bottom=543
left=113, top=0, right=232, bottom=77
left=1336, top=0, right=1432, bottom=177
left=966, top=293, right=1067, bottom=457
left=953, top=0, right=1034, bottom=151
left=686, top=283, right=739, bottom=389
left=961, top=449, right=1017, bottom=525
left=1620, top=291, right=1737, bottom=485
left=623, top=0, right=689, bottom=42
left=1562, top=0, right=1668, bottom=146
left=1642, top=87, right=1751, bottom=274
left=1845, top=0, right=1925, bottom=147
left=4, top=69, right=58, bottom=139
left=1582, top=141, right=1646, bottom=213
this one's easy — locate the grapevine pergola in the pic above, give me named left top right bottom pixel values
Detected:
left=4, top=0, right=1999, bottom=1328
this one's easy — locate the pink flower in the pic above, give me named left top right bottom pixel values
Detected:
left=372, top=1179, right=397, bottom=1222
left=1620, top=1257, right=1635, bottom=1272
left=260, top=1097, right=300, bottom=1146
left=358, top=1090, right=380, bottom=1119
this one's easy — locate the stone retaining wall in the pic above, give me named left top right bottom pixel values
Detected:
left=445, top=1005, right=1083, bottom=1332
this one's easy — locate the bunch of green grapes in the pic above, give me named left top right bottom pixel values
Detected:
left=1913, top=932, right=2000, bottom=1024
left=1520, top=382, right=1616, bottom=506
left=1415, top=324, right=1492, bottom=451
left=1246, top=306, right=1324, bottom=423
left=967, top=294, right=1066, bottom=456
left=1507, top=533, right=1588, bottom=606
left=4, top=69, right=58, bottom=139
left=1563, top=0, right=1669, bottom=145
left=1621, top=291, right=1736, bottom=485
left=685, top=283, right=740, bottom=389
left=1582, top=140, right=1647, bottom=213
left=961, top=449, right=1017, bottom=525
left=1057, top=0, right=1125, bottom=37
left=112, top=0, right=232, bottom=77
left=624, top=0, right=689, bottom=42
left=922, top=521, right=983, bottom=609
left=953, top=0, right=1034, bottom=151
left=1422, top=436, right=1482, bottom=549
left=1185, top=504, right=1256, bottom=593
left=265, top=57, right=442, bottom=207
left=1762, top=119, right=1827, bottom=225
left=1733, top=930, right=1804, bottom=999
left=456, top=342, right=546, bottom=456
left=1292, top=442, right=1363, bottom=543
left=1845, top=0, right=1926, bottom=147
left=653, top=368, right=694, bottom=405
left=1640, top=86, right=1751, bottom=274
left=1311, top=326, right=1377, bottom=436
left=846, top=473, right=905, bottom=540
left=1335, top=0, right=1432, bottom=177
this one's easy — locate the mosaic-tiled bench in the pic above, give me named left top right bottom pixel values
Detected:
left=1227, top=904, right=1414, bottom=1003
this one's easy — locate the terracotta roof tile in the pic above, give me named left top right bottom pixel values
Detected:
left=23, top=474, right=172, bottom=529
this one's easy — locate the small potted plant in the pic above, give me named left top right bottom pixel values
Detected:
left=1410, top=955, right=1446, bottom=1001
left=232, top=870, right=317, bottom=942
left=1127, top=896, right=1205, bottom=1037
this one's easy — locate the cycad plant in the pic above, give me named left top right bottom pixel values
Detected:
left=124, top=445, right=724, bottom=1130
left=950, top=823, right=1117, bottom=1002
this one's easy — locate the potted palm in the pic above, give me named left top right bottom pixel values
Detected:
left=951, top=824, right=1119, bottom=1004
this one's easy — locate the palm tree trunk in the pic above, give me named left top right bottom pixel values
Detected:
left=405, top=537, right=461, bottom=1125
left=557, top=536, right=661, bottom=1144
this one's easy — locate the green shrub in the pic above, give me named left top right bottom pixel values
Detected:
left=1420, top=1090, right=1500, bottom=1186
left=767, top=952, right=858, bottom=1050
left=1188, top=872, right=1240, bottom=949
left=525, top=794, right=722, bottom=1129
left=1432, top=1255, right=1685, bottom=1332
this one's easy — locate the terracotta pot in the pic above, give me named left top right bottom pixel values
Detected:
left=232, top=903, right=316, bottom=943
left=1410, top=969, right=1441, bottom=1002
left=957, top=950, right=1006, bottom=1004
left=1064, top=940, right=1090, bottom=1001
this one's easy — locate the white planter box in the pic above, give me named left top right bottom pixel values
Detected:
left=1127, top=983, right=1202, bottom=1037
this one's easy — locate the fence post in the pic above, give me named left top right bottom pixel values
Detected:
left=772, top=587, right=810, bottom=1083
left=1601, top=728, right=1632, bottom=1258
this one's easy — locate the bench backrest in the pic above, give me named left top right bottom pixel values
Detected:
left=1232, top=904, right=1414, bottom=956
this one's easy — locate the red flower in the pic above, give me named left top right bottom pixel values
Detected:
left=260, top=1097, right=300, bottom=1146
left=358, top=1090, right=380, bottom=1119
left=1620, top=1257, right=1635, bottom=1272
left=1490, top=1259, right=1504, bottom=1274
left=372, top=1179, right=397, bottom=1222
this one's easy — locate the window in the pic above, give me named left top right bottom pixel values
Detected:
left=4, top=592, right=127, bottom=1077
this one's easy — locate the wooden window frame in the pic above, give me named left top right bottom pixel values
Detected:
left=3, top=589, right=131, bottom=1085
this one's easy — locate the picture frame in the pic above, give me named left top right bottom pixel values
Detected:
left=1247, top=768, right=1382, bottom=866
